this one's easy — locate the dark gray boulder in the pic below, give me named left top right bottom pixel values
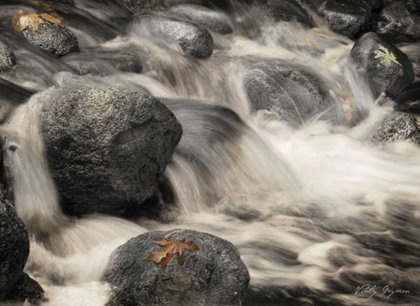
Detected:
left=243, top=60, right=339, bottom=127
left=0, top=188, right=29, bottom=300
left=316, top=0, right=372, bottom=38
left=63, top=48, right=143, bottom=76
left=170, top=4, right=232, bottom=34
left=19, top=15, right=79, bottom=57
left=395, top=82, right=420, bottom=113
left=372, top=112, right=420, bottom=145
left=123, top=0, right=166, bottom=13
left=102, top=229, right=250, bottom=306
left=0, top=41, right=15, bottom=72
left=399, top=43, right=420, bottom=77
left=40, top=86, right=182, bottom=215
left=350, top=32, right=415, bottom=98
left=129, top=15, right=213, bottom=59
left=4, top=273, right=45, bottom=305
left=377, top=1, right=420, bottom=43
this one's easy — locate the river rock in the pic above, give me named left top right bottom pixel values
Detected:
left=63, top=48, right=143, bottom=76
left=316, top=0, right=372, bottom=38
left=372, top=112, right=420, bottom=145
left=350, top=32, right=415, bottom=98
left=17, top=12, right=79, bottom=57
left=0, top=41, right=15, bottom=72
left=377, top=1, right=420, bottom=43
left=170, top=4, right=232, bottom=34
left=255, top=0, right=314, bottom=27
left=40, top=86, right=182, bottom=215
left=399, top=43, right=420, bottom=77
left=129, top=15, right=213, bottom=59
left=0, top=188, right=29, bottom=300
left=123, top=0, right=166, bottom=13
left=243, top=60, right=339, bottom=127
left=395, top=82, right=420, bottom=113
left=102, top=229, right=250, bottom=306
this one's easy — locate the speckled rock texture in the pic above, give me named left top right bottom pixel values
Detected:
left=40, top=86, right=182, bottom=215
left=129, top=15, right=213, bottom=58
left=102, top=229, right=250, bottom=306
left=22, top=20, right=79, bottom=57
left=372, top=112, right=420, bottom=145
left=0, top=41, right=15, bottom=72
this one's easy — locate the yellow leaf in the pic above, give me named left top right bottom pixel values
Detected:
left=14, top=10, right=63, bottom=32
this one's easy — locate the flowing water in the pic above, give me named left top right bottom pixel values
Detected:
left=1, top=1, right=420, bottom=306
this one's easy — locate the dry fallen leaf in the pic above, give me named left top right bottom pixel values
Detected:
left=147, top=236, right=198, bottom=268
left=14, top=10, right=63, bottom=32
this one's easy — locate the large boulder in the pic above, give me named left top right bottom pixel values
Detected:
left=0, top=41, right=15, bottom=72
left=15, top=11, right=79, bottom=57
left=372, top=112, right=420, bottom=145
left=102, top=229, right=250, bottom=306
left=243, top=60, right=339, bottom=127
left=316, top=0, right=372, bottom=38
left=40, top=86, right=182, bottom=215
left=170, top=4, right=232, bottom=34
left=0, top=187, right=29, bottom=300
left=350, top=32, right=415, bottom=98
left=129, top=15, right=213, bottom=59
left=377, top=1, right=420, bottom=43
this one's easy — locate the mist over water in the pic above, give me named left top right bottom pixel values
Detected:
left=1, top=2, right=420, bottom=306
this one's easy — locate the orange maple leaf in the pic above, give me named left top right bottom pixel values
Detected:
left=147, top=236, right=198, bottom=268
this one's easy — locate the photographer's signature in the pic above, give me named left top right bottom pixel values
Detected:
left=355, top=284, right=410, bottom=299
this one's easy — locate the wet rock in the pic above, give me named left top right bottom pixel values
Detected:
left=395, top=82, right=420, bottom=113
left=0, top=188, right=29, bottom=300
left=4, top=273, right=45, bottom=305
left=0, top=78, right=34, bottom=123
left=129, top=15, right=213, bottom=59
left=0, top=41, right=15, bottom=72
left=316, top=0, right=372, bottom=38
left=170, top=4, right=232, bottom=34
left=255, top=0, right=314, bottom=27
left=40, top=86, right=182, bottom=215
left=350, top=32, right=415, bottom=98
left=102, top=229, right=250, bottom=306
left=243, top=60, right=339, bottom=127
left=399, top=43, right=420, bottom=77
left=372, top=112, right=420, bottom=145
left=63, top=48, right=142, bottom=76
left=17, top=13, right=79, bottom=57
left=123, top=0, right=166, bottom=13
left=377, top=1, right=420, bottom=43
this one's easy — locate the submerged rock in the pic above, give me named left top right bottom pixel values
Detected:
left=350, top=32, right=414, bottom=98
left=243, top=60, right=339, bottom=127
left=372, top=112, right=420, bottom=145
left=377, top=1, right=420, bottom=43
left=170, top=4, right=232, bottom=34
left=41, top=86, right=182, bottom=215
left=16, top=11, right=79, bottom=57
left=129, top=15, right=213, bottom=59
left=0, top=41, right=15, bottom=72
left=102, top=229, right=250, bottom=306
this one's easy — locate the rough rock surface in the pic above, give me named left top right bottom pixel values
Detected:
left=0, top=41, right=15, bottom=72
left=102, top=229, right=250, bottom=306
left=255, top=0, right=314, bottom=27
left=170, top=4, right=232, bottom=34
left=372, top=112, right=420, bottom=145
left=21, top=20, right=79, bottom=57
left=4, top=273, right=45, bottom=305
left=41, top=86, right=182, bottom=215
left=243, top=60, right=339, bottom=127
left=350, top=32, right=415, bottom=98
left=124, top=0, right=166, bottom=12
left=0, top=188, right=29, bottom=300
left=129, top=15, right=213, bottom=58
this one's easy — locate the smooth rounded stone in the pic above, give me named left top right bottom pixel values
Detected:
left=102, top=229, right=250, bottom=306
left=377, top=1, right=420, bottom=43
left=18, top=14, right=79, bottom=57
left=0, top=41, right=15, bottom=72
left=372, top=112, right=420, bottom=145
left=129, top=15, right=213, bottom=59
left=350, top=32, right=415, bottom=98
left=0, top=187, right=29, bottom=300
left=170, top=4, right=232, bottom=34
left=63, top=48, right=143, bottom=76
left=254, top=0, right=314, bottom=27
left=40, top=86, right=182, bottom=215
left=0, top=78, right=34, bottom=123
left=243, top=60, right=339, bottom=127
left=316, top=0, right=372, bottom=38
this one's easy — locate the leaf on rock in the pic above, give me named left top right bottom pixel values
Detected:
left=374, top=46, right=401, bottom=66
left=14, top=10, right=63, bottom=32
left=147, top=236, right=198, bottom=269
